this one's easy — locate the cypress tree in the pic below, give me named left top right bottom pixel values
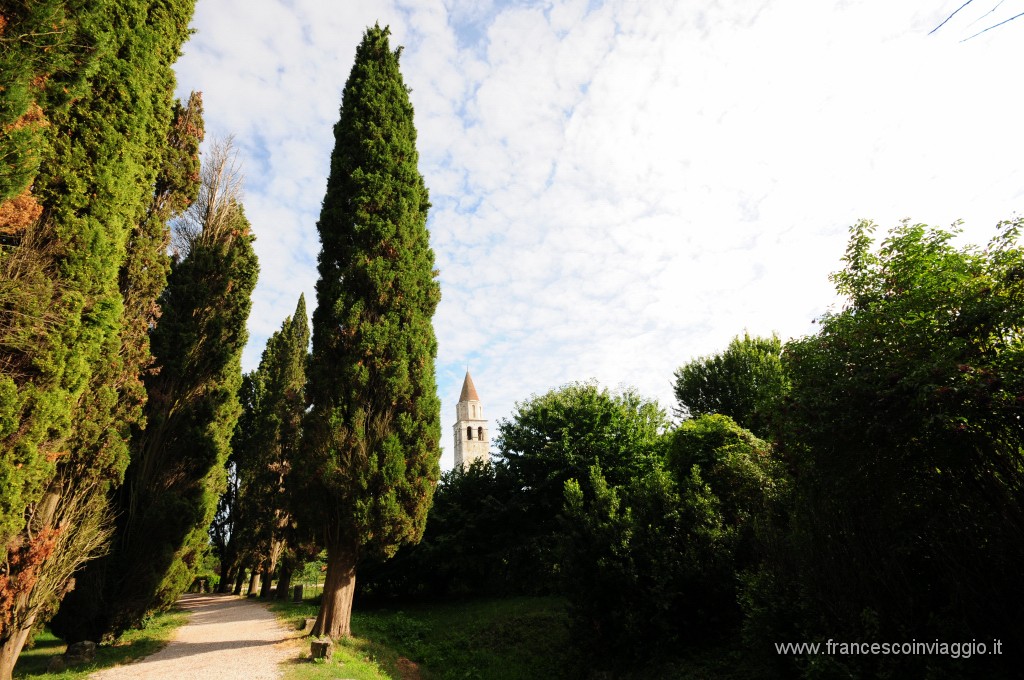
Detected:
left=51, top=140, right=258, bottom=641
left=301, top=24, right=442, bottom=638
left=218, top=369, right=267, bottom=594
left=1, top=0, right=195, bottom=673
left=231, top=295, right=309, bottom=597
left=209, top=453, right=241, bottom=592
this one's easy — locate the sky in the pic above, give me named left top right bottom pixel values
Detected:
left=172, top=0, right=1024, bottom=470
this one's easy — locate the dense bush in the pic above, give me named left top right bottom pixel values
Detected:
left=559, top=414, right=786, bottom=667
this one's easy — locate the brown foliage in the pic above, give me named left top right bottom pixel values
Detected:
left=5, top=103, right=46, bottom=132
left=0, top=189, right=42, bottom=236
left=396, top=657, right=422, bottom=680
left=0, top=528, right=60, bottom=629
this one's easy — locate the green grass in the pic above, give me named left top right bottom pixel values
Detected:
left=13, top=608, right=190, bottom=679
left=269, top=599, right=405, bottom=680
left=270, top=596, right=572, bottom=680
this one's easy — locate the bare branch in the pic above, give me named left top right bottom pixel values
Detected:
left=170, top=136, right=245, bottom=257
left=0, top=29, right=65, bottom=43
left=929, top=0, right=975, bottom=34
left=962, top=9, right=1024, bottom=40
left=966, top=0, right=1006, bottom=27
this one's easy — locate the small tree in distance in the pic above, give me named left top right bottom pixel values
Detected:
left=673, top=332, right=789, bottom=437
left=300, top=24, right=442, bottom=639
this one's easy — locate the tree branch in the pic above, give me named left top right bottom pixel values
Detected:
left=966, top=0, right=1005, bottom=27
left=962, top=9, right=1024, bottom=40
left=929, top=0, right=975, bottom=34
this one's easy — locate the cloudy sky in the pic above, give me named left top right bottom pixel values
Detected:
left=173, top=0, right=1024, bottom=470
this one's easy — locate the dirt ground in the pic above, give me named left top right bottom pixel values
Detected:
left=89, top=593, right=296, bottom=680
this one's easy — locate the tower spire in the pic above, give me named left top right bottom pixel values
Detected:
left=459, top=370, right=480, bottom=402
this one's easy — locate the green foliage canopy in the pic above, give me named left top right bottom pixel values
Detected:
left=495, top=382, right=670, bottom=590
left=561, top=413, right=784, bottom=666
left=673, top=332, right=789, bottom=437
left=363, top=383, right=672, bottom=600
left=1, top=0, right=196, bottom=672
left=497, top=381, right=669, bottom=497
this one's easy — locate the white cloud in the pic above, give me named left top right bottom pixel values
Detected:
left=175, top=0, right=1024, bottom=470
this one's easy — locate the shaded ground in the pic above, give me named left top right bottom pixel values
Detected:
left=89, top=593, right=295, bottom=680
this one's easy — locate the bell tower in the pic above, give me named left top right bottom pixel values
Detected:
left=453, top=370, right=489, bottom=467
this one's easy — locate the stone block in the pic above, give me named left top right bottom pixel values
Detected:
left=64, top=640, right=96, bottom=665
left=310, top=638, right=333, bottom=660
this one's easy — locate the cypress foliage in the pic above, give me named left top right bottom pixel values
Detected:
left=0, top=0, right=91, bottom=209
left=51, top=141, right=258, bottom=641
left=301, top=24, right=442, bottom=638
left=119, top=91, right=205, bottom=425
left=1, top=0, right=195, bottom=673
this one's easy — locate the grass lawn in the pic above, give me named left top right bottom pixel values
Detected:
left=12, top=608, right=189, bottom=680
left=270, top=595, right=572, bottom=680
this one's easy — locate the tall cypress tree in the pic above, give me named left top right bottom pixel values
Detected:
left=0, top=0, right=195, bottom=673
left=51, top=140, right=258, bottom=642
left=302, top=24, right=442, bottom=639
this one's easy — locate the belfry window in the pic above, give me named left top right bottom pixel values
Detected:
left=477, top=426, right=484, bottom=440
left=467, top=426, right=473, bottom=440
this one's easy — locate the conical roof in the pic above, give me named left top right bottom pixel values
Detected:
left=459, top=370, right=480, bottom=402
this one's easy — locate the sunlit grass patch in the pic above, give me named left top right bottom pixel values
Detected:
left=270, top=595, right=571, bottom=680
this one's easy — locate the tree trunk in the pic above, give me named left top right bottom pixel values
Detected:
left=276, top=564, right=292, bottom=600
left=218, top=563, right=232, bottom=593
left=218, top=554, right=235, bottom=593
left=311, top=543, right=357, bottom=639
left=247, top=571, right=260, bottom=597
left=259, top=568, right=274, bottom=598
left=232, top=568, right=246, bottom=595
left=0, top=622, right=34, bottom=680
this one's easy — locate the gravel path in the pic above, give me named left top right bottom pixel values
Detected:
left=89, top=593, right=297, bottom=680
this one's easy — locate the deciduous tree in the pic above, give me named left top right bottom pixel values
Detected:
left=492, top=382, right=669, bottom=589
left=561, top=413, right=784, bottom=666
left=771, top=219, right=1024, bottom=678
